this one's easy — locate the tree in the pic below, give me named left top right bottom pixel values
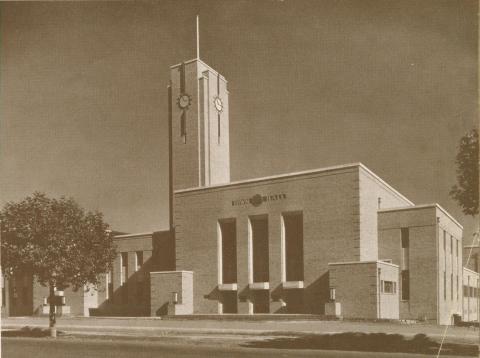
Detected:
left=0, top=192, right=116, bottom=337
left=450, top=128, right=479, bottom=217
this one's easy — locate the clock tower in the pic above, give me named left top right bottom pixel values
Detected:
left=168, top=58, right=231, bottom=191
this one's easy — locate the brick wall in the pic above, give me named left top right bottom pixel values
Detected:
left=174, top=165, right=363, bottom=314
left=150, top=271, right=193, bottom=316
left=328, top=261, right=399, bottom=319
left=358, top=167, right=413, bottom=262
left=379, top=205, right=463, bottom=324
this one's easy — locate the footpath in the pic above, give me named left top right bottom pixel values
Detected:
left=1, top=316, right=478, bottom=344
left=2, top=316, right=479, bottom=356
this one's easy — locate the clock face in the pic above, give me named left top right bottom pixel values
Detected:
left=214, top=96, right=223, bottom=112
left=177, top=94, right=191, bottom=110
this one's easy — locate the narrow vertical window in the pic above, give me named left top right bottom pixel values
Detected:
left=283, top=212, right=304, bottom=282
left=135, top=251, right=143, bottom=271
left=250, top=216, right=269, bottom=283
left=105, top=273, right=110, bottom=300
left=121, top=252, right=128, bottom=304
left=1, top=275, right=5, bottom=308
left=400, top=228, right=410, bottom=300
left=456, top=240, right=459, bottom=257
left=121, top=252, right=128, bottom=285
left=329, top=288, right=336, bottom=301
left=443, top=230, right=446, bottom=251
left=456, top=275, right=459, bottom=300
left=451, top=273, right=453, bottom=300
left=450, top=235, right=453, bottom=258
left=443, top=271, right=446, bottom=300
left=219, top=220, right=237, bottom=284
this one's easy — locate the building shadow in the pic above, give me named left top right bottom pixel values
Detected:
left=241, top=332, right=478, bottom=356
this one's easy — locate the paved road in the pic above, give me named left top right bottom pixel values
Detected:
left=1, top=337, right=466, bottom=358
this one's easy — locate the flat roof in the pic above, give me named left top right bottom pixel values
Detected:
left=463, top=267, right=479, bottom=276
left=328, top=260, right=399, bottom=268
left=114, top=232, right=153, bottom=239
left=175, top=162, right=412, bottom=206
left=150, top=270, right=193, bottom=275
left=378, top=203, right=463, bottom=230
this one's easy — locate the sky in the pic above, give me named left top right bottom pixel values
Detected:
left=1, top=1, right=478, bottom=240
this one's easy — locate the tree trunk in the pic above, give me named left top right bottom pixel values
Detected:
left=49, top=284, right=56, bottom=338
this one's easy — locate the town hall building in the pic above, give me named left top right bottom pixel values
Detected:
left=3, top=55, right=478, bottom=326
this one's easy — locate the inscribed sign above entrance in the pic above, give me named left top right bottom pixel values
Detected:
left=231, top=193, right=287, bottom=207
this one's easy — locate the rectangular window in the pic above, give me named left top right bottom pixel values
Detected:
left=450, top=235, right=453, bottom=258
left=443, top=271, right=446, bottom=300
left=284, top=212, right=304, bottom=282
left=121, top=252, right=128, bottom=304
left=443, top=230, right=446, bottom=251
left=108, top=271, right=113, bottom=301
left=451, top=273, right=453, bottom=300
left=456, top=240, right=459, bottom=257
left=135, top=251, right=143, bottom=271
left=401, top=228, right=410, bottom=271
left=251, top=216, right=269, bottom=283
left=383, top=280, right=396, bottom=294
left=456, top=275, right=459, bottom=300
left=329, top=288, right=336, bottom=301
left=121, top=252, right=128, bottom=285
left=464, top=285, right=469, bottom=297
left=401, top=270, right=410, bottom=300
left=219, top=219, right=237, bottom=284
left=105, top=273, right=110, bottom=300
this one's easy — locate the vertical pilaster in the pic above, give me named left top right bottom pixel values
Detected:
left=236, top=216, right=249, bottom=314
left=269, top=213, right=283, bottom=313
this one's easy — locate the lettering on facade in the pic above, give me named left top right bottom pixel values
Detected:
left=231, top=193, right=287, bottom=207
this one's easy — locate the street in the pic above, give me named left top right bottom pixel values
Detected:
left=1, top=337, right=468, bottom=358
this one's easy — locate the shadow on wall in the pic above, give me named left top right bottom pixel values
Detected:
left=304, top=272, right=329, bottom=314
left=94, top=231, right=176, bottom=317
left=242, top=332, right=477, bottom=356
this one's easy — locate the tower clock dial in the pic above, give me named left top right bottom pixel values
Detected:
left=214, top=96, right=223, bottom=113
left=177, top=93, right=192, bottom=110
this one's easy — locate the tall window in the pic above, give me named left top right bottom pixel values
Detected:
left=451, top=273, right=453, bottom=300
left=1, top=276, right=5, bottom=308
left=106, top=271, right=113, bottom=301
left=443, top=230, right=446, bottom=251
left=283, top=212, right=304, bottom=282
left=443, top=271, right=446, bottom=300
left=450, top=235, right=453, bottom=258
left=121, top=252, right=128, bottom=285
left=250, top=216, right=269, bottom=283
left=219, top=219, right=237, bottom=284
left=135, top=251, right=143, bottom=271
left=456, top=240, right=459, bottom=257
left=121, top=252, right=128, bottom=304
left=400, top=228, right=409, bottom=300
left=456, top=275, right=459, bottom=300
